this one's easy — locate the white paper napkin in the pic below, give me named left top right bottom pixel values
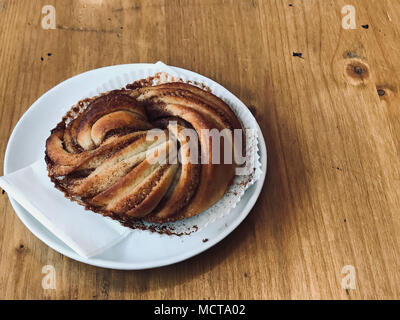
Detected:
left=0, top=160, right=131, bottom=258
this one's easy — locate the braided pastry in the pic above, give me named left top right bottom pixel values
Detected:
left=45, top=82, right=243, bottom=225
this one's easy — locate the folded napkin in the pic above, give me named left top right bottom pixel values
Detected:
left=0, top=160, right=131, bottom=258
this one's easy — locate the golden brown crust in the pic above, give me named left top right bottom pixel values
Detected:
left=151, top=124, right=201, bottom=220
left=45, top=82, right=243, bottom=226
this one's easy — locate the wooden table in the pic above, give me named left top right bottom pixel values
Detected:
left=1, top=0, right=399, bottom=300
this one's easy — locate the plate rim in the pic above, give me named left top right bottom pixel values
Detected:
left=4, top=63, right=267, bottom=270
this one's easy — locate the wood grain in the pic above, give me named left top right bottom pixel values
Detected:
left=1, top=0, right=400, bottom=299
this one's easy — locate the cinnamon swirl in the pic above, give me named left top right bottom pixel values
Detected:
left=45, top=82, right=243, bottom=225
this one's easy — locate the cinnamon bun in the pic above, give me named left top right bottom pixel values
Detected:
left=45, top=82, right=243, bottom=225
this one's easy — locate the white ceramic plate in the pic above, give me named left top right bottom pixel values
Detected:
left=3, top=64, right=267, bottom=270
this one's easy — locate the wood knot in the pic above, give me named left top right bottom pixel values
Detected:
left=343, top=51, right=358, bottom=59
left=344, top=59, right=370, bottom=86
left=16, top=243, right=27, bottom=254
left=377, top=88, right=385, bottom=97
left=376, top=85, right=395, bottom=102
